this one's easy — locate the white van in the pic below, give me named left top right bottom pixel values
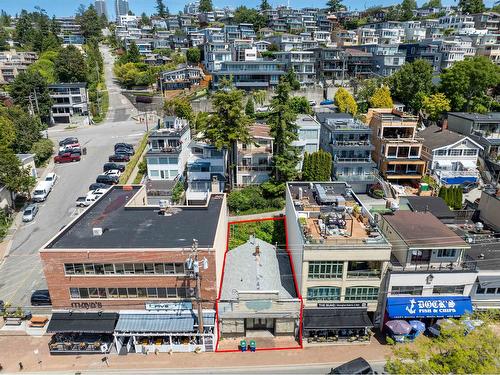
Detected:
left=33, top=181, right=52, bottom=202
left=44, top=173, right=58, bottom=189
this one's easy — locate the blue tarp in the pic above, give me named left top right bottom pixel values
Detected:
left=442, top=176, right=478, bottom=185
left=386, top=296, right=473, bottom=319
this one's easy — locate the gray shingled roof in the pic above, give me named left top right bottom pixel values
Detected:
left=418, top=125, right=465, bottom=150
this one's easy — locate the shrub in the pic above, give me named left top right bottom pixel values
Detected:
left=172, top=181, right=184, bottom=204
left=228, top=220, right=286, bottom=249
left=227, top=185, right=285, bottom=214
left=30, top=139, right=54, bottom=167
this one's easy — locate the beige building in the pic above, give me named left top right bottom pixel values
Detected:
left=0, top=50, right=38, bottom=84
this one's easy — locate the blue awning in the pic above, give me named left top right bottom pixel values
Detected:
left=386, top=296, right=473, bottom=319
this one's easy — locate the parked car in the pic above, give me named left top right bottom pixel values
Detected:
left=461, top=182, right=478, bottom=193
left=58, top=137, right=78, bottom=146
left=30, top=289, right=51, bottom=306
left=59, top=143, right=80, bottom=153
left=104, top=169, right=122, bottom=178
left=329, top=357, right=374, bottom=374
left=32, top=181, right=52, bottom=202
left=115, top=147, right=134, bottom=156
left=109, top=154, right=130, bottom=162
left=308, top=100, right=317, bottom=106
left=44, top=172, right=58, bottom=189
left=320, top=99, right=334, bottom=106
left=103, top=162, right=126, bottom=173
left=54, top=152, right=81, bottom=163
left=76, top=196, right=95, bottom=207
left=0, top=300, right=4, bottom=311
left=114, top=143, right=134, bottom=151
left=96, top=174, right=119, bottom=185
left=22, top=204, right=39, bottom=222
left=482, top=183, right=497, bottom=195
left=88, top=183, right=111, bottom=191
left=256, top=106, right=270, bottom=113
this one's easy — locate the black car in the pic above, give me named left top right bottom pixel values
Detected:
left=115, top=143, right=134, bottom=151
left=0, top=300, right=4, bottom=311
left=89, top=182, right=111, bottom=191
left=115, top=147, right=134, bottom=156
left=96, top=174, right=119, bottom=185
left=329, top=358, right=374, bottom=374
left=31, top=289, right=51, bottom=306
left=103, top=162, right=126, bottom=173
left=109, top=154, right=130, bottom=162
left=59, top=137, right=79, bottom=146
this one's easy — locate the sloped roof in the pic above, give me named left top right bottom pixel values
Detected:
left=418, top=125, right=465, bottom=150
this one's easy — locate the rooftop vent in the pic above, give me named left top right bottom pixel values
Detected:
left=92, top=227, right=103, bottom=236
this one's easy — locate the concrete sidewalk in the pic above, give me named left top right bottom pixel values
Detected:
left=0, top=332, right=391, bottom=374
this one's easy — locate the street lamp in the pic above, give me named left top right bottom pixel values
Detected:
left=186, top=239, right=209, bottom=334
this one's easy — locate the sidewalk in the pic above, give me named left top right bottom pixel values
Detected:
left=0, top=332, right=392, bottom=373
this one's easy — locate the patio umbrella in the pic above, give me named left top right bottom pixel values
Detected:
left=408, top=320, right=426, bottom=332
left=385, top=320, right=412, bottom=335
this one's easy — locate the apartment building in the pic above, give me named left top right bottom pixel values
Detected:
left=312, top=47, right=344, bottom=81
left=203, top=40, right=232, bottom=72
left=352, top=44, right=405, bottom=77
left=266, top=33, right=303, bottom=51
left=236, top=124, right=273, bottom=187
left=438, top=14, right=476, bottom=34
left=48, top=83, right=89, bottom=124
left=286, top=182, right=392, bottom=341
left=418, top=124, right=483, bottom=185
left=212, top=60, right=286, bottom=90
left=294, top=115, right=321, bottom=170
left=115, top=0, right=130, bottom=19
left=332, top=30, right=358, bottom=46
left=378, top=211, right=476, bottom=325
left=356, top=28, right=379, bottom=45
left=94, top=0, right=108, bottom=18
left=275, top=51, right=316, bottom=86
left=317, top=113, right=376, bottom=193
left=0, top=50, right=38, bottom=84
left=367, top=108, right=426, bottom=183
left=159, top=66, right=204, bottom=91
left=401, top=21, right=427, bottom=42
left=146, top=117, right=191, bottom=183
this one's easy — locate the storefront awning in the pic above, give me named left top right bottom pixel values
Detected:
left=47, top=312, right=118, bottom=334
left=303, top=308, right=373, bottom=330
left=115, top=313, right=195, bottom=334
left=386, top=296, right=473, bottom=319
left=478, top=275, right=500, bottom=289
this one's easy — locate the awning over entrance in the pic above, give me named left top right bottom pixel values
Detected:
left=303, top=308, right=373, bottom=330
left=115, top=313, right=194, bottom=334
left=47, top=312, right=118, bottom=334
left=386, top=296, right=473, bottom=319
left=477, top=275, right=500, bottom=289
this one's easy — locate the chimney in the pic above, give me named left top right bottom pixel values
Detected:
left=441, top=119, right=448, bottom=130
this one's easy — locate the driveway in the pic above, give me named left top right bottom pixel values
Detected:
left=0, top=45, right=146, bottom=307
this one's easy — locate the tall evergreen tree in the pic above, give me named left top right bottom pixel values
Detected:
left=156, top=0, right=168, bottom=18
left=9, top=71, right=53, bottom=123
left=458, top=0, right=485, bottom=13
left=199, top=0, right=214, bottom=12
left=260, top=0, right=272, bottom=10
left=55, top=45, right=87, bottom=82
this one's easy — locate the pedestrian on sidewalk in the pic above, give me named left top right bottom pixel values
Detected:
left=18, top=362, right=23, bottom=371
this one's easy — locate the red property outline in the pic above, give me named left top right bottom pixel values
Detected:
left=215, top=216, right=304, bottom=352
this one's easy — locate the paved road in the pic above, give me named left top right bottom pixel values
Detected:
left=0, top=45, right=145, bottom=308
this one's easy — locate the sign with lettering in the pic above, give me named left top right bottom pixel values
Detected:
left=317, top=302, right=367, bottom=308
left=145, top=301, right=193, bottom=311
left=386, top=296, right=473, bottom=318
left=71, top=302, right=102, bottom=309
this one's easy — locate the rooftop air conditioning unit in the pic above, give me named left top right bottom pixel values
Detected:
left=93, top=227, right=103, bottom=236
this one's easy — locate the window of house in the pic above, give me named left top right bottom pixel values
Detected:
left=150, top=170, right=159, bottom=177
left=242, top=176, right=252, bottom=184
left=391, top=286, right=423, bottom=295
left=437, top=249, right=457, bottom=258
left=433, top=285, right=465, bottom=294
left=476, top=285, right=486, bottom=294
left=307, top=287, right=341, bottom=301
left=308, top=261, right=343, bottom=279
left=463, top=149, right=477, bottom=156
left=486, top=288, right=498, bottom=294
left=448, top=149, right=462, bottom=156
left=345, top=286, right=379, bottom=301
left=387, top=147, right=397, bottom=157
left=434, top=150, right=447, bottom=156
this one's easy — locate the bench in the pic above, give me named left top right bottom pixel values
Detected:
left=4, top=317, right=22, bottom=326
left=29, top=316, right=48, bottom=328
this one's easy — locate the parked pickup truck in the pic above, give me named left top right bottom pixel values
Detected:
left=54, top=152, right=81, bottom=163
left=76, top=196, right=96, bottom=207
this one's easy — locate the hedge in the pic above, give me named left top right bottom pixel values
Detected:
left=119, top=132, right=149, bottom=184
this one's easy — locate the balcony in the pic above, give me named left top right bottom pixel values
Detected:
left=237, top=165, right=272, bottom=172
left=334, top=156, right=372, bottom=163
left=346, top=269, right=381, bottom=278
left=148, top=146, right=182, bottom=154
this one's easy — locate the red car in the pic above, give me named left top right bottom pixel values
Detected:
left=54, top=152, right=81, bottom=163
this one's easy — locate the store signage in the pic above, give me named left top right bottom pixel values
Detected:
left=317, top=302, right=367, bottom=308
left=386, top=296, right=473, bottom=318
left=71, top=302, right=102, bottom=309
left=145, top=301, right=193, bottom=311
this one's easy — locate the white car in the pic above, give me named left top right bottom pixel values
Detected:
left=104, top=169, right=122, bottom=178
left=308, top=100, right=317, bottom=106
left=44, top=173, right=58, bottom=189
left=255, top=106, right=270, bottom=113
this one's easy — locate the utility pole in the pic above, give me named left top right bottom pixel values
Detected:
left=32, top=89, right=40, bottom=115
left=191, top=239, right=204, bottom=334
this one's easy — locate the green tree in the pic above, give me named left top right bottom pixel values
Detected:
left=422, top=93, right=451, bottom=123
left=268, top=78, right=300, bottom=183
left=0, top=27, right=9, bottom=51
left=386, top=320, right=500, bottom=374
left=0, top=115, right=16, bottom=147
left=284, top=68, right=301, bottom=90
left=9, top=71, right=53, bottom=123
left=76, top=5, right=102, bottom=40
left=0, top=106, right=44, bottom=154
left=171, top=181, right=185, bottom=204
left=199, top=0, right=213, bottom=12
left=458, top=0, right=485, bottom=13
left=156, top=0, right=168, bottom=17
left=28, top=58, right=57, bottom=83
left=356, top=78, right=385, bottom=113
left=422, top=0, right=442, bottom=8
left=245, top=96, right=255, bottom=117
left=390, top=59, right=433, bottom=112
left=327, top=0, right=344, bottom=12
left=252, top=90, right=267, bottom=106
left=260, top=0, right=272, bottom=10
left=289, top=96, right=312, bottom=114
left=30, top=138, right=54, bottom=167
left=139, top=12, right=151, bottom=27
left=14, top=10, right=33, bottom=45
left=401, top=0, right=417, bottom=21
left=233, top=6, right=268, bottom=30
left=55, top=45, right=87, bottom=82
left=0, top=145, right=35, bottom=199
left=126, top=41, right=142, bottom=63
left=302, top=150, right=332, bottom=181
left=186, top=47, right=201, bottom=65
left=439, top=56, right=500, bottom=112
left=198, top=80, right=252, bottom=188
left=368, top=86, right=393, bottom=108
left=164, top=97, right=194, bottom=122
left=334, top=87, right=358, bottom=115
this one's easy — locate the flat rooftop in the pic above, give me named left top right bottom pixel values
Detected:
left=220, top=238, right=296, bottom=300
left=45, top=186, right=224, bottom=250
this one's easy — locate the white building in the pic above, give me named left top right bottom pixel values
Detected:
left=293, top=114, right=321, bottom=170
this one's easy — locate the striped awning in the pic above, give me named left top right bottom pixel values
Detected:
left=115, top=314, right=194, bottom=334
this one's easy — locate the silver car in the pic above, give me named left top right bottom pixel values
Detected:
left=22, top=204, right=39, bottom=222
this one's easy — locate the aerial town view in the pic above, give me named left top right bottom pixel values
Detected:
left=0, top=0, right=499, bottom=373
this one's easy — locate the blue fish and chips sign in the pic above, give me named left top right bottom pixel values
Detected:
left=387, top=296, right=473, bottom=319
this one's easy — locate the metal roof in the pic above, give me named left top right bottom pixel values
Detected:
left=47, top=312, right=118, bottom=333
left=115, top=313, right=195, bottom=333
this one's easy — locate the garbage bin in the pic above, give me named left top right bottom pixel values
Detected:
left=82, top=147, right=87, bottom=156
left=249, top=340, right=256, bottom=352
left=239, top=340, right=247, bottom=352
